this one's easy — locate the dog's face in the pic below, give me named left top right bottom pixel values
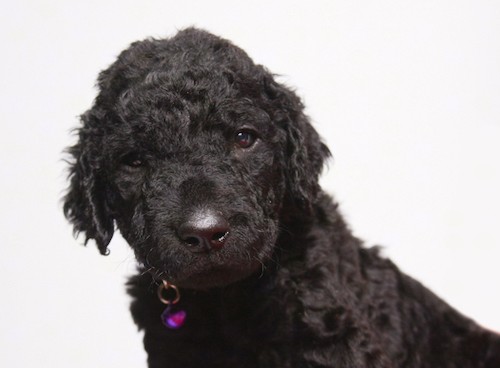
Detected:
left=106, top=88, right=285, bottom=289
left=64, top=29, right=329, bottom=289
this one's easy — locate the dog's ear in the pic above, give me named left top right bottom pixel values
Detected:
left=63, top=110, right=114, bottom=255
left=262, top=73, right=331, bottom=211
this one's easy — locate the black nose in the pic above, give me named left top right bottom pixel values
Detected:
left=178, top=210, right=230, bottom=252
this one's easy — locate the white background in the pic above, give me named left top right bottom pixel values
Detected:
left=1, top=1, right=499, bottom=367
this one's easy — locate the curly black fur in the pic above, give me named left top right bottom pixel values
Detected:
left=64, top=28, right=500, bottom=367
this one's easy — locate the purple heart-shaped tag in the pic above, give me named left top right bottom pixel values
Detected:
left=161, top=307, right=187, bottom=329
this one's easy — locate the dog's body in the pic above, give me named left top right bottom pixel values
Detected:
left=64, top=28, right=500, bottom=367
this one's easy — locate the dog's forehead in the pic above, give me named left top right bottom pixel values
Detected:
left=109, top=81, right=272, bottom=155
left=103, top=38, right=276, bottom=156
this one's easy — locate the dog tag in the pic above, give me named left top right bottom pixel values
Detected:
left=161, top=306, right=187, bottom=329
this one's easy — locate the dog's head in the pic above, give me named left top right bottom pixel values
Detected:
left=64, top=28, right=330, bottom=289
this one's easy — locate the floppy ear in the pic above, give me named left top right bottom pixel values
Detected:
left=63, top=111, right=114, bottom=255
left=263, top=74, right=331, bottom=211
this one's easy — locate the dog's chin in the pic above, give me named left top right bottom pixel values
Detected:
left=170, top=260, right=263, bottom=290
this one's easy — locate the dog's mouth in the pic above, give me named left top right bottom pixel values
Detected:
left=143, top=233, right=274, bottom=290
left=172, top=260, right=264, bottom=289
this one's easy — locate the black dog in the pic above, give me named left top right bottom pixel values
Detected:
left=64, top=28, right=500, bottom=367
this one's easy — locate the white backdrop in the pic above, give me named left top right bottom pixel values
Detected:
left=1, top=1, right=499, bottom=367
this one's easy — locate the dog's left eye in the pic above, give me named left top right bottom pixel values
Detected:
left=121, top=152, right=145, bottom=168
left=234, top=130, right=257, bottom=149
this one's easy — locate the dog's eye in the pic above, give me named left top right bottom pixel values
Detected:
left=235, top=130, right=257, bottom=149
left=121, top=153, right=145, bottom=168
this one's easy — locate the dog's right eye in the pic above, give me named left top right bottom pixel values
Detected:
left=234, top=130, right=258, bottom=149
left=121, top=153, right=145, bottom=168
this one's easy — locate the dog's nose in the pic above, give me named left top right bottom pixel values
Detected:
left=178, top=210, right=230, bottom=252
